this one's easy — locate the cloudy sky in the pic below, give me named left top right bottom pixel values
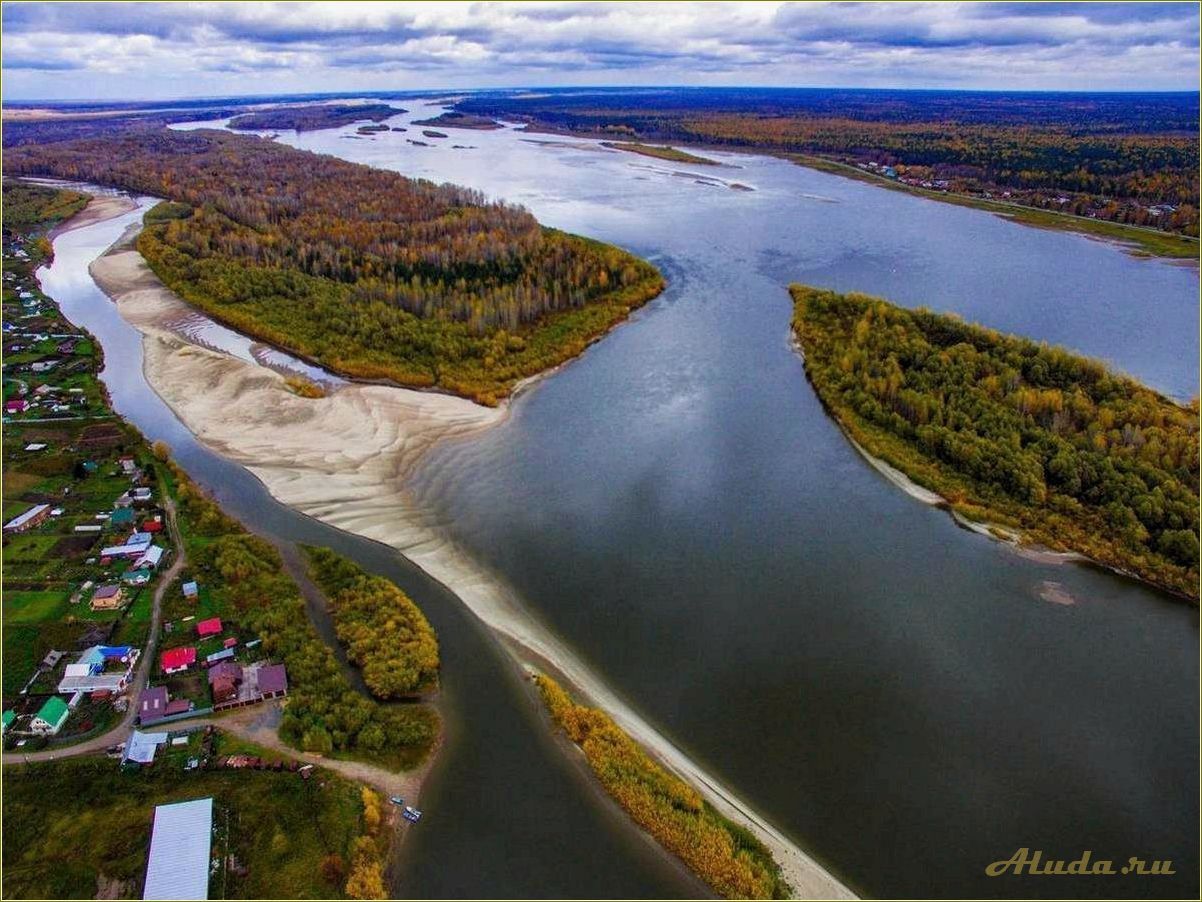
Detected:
left=2, top=1, right=1198, bottom=101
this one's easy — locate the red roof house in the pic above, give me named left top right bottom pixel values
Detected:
left=223, top=637, right=238, bottom=649
left=141, top=520, right=163, bottom=533
left=196, top=617, right=222, bottom=638
left=160, top=646, right=196, bottom=674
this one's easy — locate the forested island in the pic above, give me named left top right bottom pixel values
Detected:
left=411, top=111, right=501, bottom=130
left=457, top=88, right=1200, bottom=253
left=790, top=285, right=1199, bottom=600
left=305, top=547, right=439, bottom=700
left=600, top=141, right=720, bottom=165
left=228, top=103, right=403, bottom=132
left=4, top=129, right=664, bottom=405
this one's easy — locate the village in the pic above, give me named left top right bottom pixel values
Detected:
left=847, top=157, right=1181, bottom=224
left=2, top=224, right=288, bottom=767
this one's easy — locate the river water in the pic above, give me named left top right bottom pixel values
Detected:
left=50, top=103, right=1200, bottom=898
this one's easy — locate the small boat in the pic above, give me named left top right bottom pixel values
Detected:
left=402, top=806, right=422, bottom=823
left=389, top=796, right=404, bottom=806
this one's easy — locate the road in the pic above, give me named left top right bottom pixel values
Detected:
left=3, top=495, right=185, bottom=763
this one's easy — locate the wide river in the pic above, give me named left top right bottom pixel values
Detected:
left=59, top=103, right=1202, bottom=897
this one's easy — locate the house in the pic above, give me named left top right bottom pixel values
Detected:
left=99, top=645, right=136, bottom=663
left=99, top=533, right=153, bottom=559
left=58, top=645, right=138, bottom=694
left=4, top=503, right=50, bottom=533
left=134, top=545, right=164, bottom=571
left=122, top=569, right=152, bottom=587
left=164, top=699, right=193, bottom=716
left=142, top=797, right=213, bottom=900
left=139, top=686, right=169, bottom=724
left=210, top=675, right=239, bottom=704
left=182, top=581, right=199, bottom=599
left=31, top=696, right=70, bottom=734
left=208, top=661, right=243, bottom=685
left=90, top=584, right=125, bottom=611
left=161, top=646, right=197, bottom=675
left=30, top=359, right=57, bottom=373
left=196, top=618, right=222, bottom=638
left=222, top=637, right=238, bottom=649
left=209, top=661, right=243, bottom=705
left=2, top=710, right=15, bottom=732
left=258, top=664, right=289, bottom=699
left=141, top=519, right=163, bottom=533
left=132, top=487, right=153, bottom=502
left=110, top=508, right=136, bottom=528
left=138, top=687, right=169, bottom=726
left=118, top=456, right=137, bottom=474
left=4, top=399, right=28, bottom=414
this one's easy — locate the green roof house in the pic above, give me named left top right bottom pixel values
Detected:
left=32, top=696, right=69, bottom=735
left=122, top=569, right=151, bottom=586
left=110, top=508, right=136, bottom=527
left=1, top=710, right=15, bottom=732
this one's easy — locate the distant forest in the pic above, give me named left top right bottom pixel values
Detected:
left=4, top=129, right=663, bottom=403
left=791, top=284, right=1199, bottom=600
left=457, top=88, right=1201, bottom=235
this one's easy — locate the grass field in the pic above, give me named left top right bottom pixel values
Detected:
left=2, top=748, right=369, bottom=899
left=3, top=589, right=69, bottom=624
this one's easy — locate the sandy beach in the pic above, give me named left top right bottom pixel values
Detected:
left=50, top=193, right=137, bottom=238
left=85, top=211, right=856, bottom=900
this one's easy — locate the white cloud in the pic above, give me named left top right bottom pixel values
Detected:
left=1, top=1, right=1197, bottom=99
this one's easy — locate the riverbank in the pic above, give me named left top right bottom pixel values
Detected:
left=90, top=202, right=856, bottom=899
left=512, top=123, right=1198, bottom=262
left=48, top=193, right=136, bottom=239
left=780, top=154, right=1200, bottom=262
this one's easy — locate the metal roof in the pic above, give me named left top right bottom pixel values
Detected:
left=142, top=797, right=213, bottom=900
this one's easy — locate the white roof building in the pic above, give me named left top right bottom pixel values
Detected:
left=123, top=730, right=169, bottom=765
left=134, top=545, right=164, bottom=570
left=143, top=797, right=213, bottom=900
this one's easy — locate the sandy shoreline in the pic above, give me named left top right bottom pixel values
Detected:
left=82, top=202, right=856, bottom=899
left=51, top=192, right=137, bottom=239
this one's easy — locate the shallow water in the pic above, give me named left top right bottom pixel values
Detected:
left=229, top=105, right=1202, bottom=897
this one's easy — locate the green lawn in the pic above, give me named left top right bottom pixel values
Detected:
left=2, top=589, right=69, bottom=624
